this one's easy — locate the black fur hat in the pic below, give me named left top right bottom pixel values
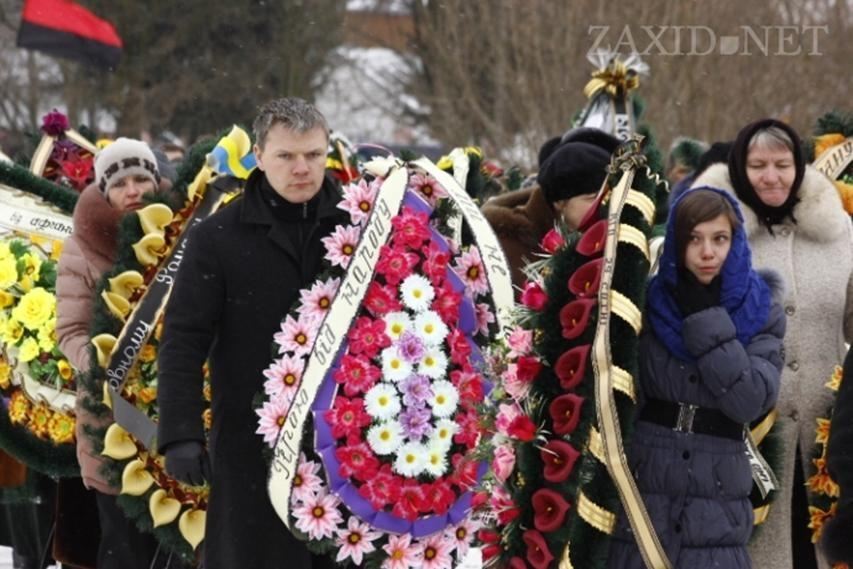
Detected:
left=537, top=128, right=621, bottom=204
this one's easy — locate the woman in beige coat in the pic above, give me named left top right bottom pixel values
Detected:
left=56, top=138, right=167, bottom=569
left=692, top=118, right=853, bottom=569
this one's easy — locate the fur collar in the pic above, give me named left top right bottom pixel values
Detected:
left=691, top=163, right=848, bottom=243
left=71, top=184, right=121, bottom=262
left=481, top=185, right=556, bottom=243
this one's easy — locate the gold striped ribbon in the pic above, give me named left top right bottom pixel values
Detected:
left=578, top=492, right=617, bottom=535
left=625, top=189, right=656, bottom=226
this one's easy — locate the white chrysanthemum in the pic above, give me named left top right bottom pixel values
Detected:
left=431, top=419, right=459, bottom=450
left=364, top=383, right=401, bottom=420
left=418, top=347, right=448, bottom=380
left=393, top=442, right=426, bottom=477
left=423, top=441, right=450, bottom=477
left=381, top=346, right=412, bottom=382
left=429, top=380, right=459, bottom=419
left=367, top=421, right=404, bottom=455
left=413, top=310, right=449, bottom=346
left=400, top=274, right=435, bottom=313
left=384, top=311, right=412, bottom=341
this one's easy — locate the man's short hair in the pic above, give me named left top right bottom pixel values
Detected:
left=252, top=97, right=329, bottom=150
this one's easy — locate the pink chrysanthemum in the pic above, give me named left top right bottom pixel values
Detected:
left=335, top=516, right=381, bottom=565
left=453, top=247, right=488, bottom=296
left=298, top=277, right=340, bottom=321
left=321, top=224, right=361, bottom=268
left=293, top=491, right=343, bottom=540
left=255, top=394, right=290, bottom=448
left=273, top=314, right=319, bottom=357
left=291, top=454, right=324, bottom=503
left=408, top=172, right=448, bottom=206
left=263, top=355, right=304, bottom=399
left=339, top=178, right=379, bottom=225
left=445, top=517, right=480, bottom=558
left=381, top=534, right=424, bottom=569
left=420, top=533, right=455, bottom=569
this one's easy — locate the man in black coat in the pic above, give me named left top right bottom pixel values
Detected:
left=157, top=98, right=345, bottom=569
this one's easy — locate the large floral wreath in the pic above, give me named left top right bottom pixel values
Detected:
left=474, top=134, right=666, bottom=569
left=256, top=154, right=511, bottom=568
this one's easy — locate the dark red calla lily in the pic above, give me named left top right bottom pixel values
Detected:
left=540, top=439, right=580, bottom=483
left=532, top=488, right=572, bottom=532
left=559, top=298, right=596, bottom=340
left=523, top=529, right=555, bottom=569
left=568, top=257, right=604, bottom=298
left=554, top=344, right=591, bottom=391
left=576, top=218, right=608, bottom=257
left=577, top=187, right=607, bottom=232
left=549, top=393, right=585, bottom=435
left=508, top=556, right=529, bottom=569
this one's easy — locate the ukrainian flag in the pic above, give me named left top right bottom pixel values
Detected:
left=206, top=126, right=257, bottom=179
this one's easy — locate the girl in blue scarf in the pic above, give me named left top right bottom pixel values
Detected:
left=607, top=187, right=785, bottom=569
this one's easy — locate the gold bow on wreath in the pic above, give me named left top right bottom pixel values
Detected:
left=584, top=59, right=641, bottom=100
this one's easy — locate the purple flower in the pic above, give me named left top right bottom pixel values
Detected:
left=397, top=331, right=426, bottom=364
left=41, top=110, right=69, bottom=137
left=399, top=405, right=433, bottom=440
left=401, top=374, right=433, bottom=407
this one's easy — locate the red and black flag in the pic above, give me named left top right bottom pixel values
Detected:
left=17, top=0, right=123, bottom=70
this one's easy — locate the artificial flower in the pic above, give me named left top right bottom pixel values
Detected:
left=418, top=347, right=448, bottom=379
left=576, top=219, right=608, bottom=256
left=450, top=368, right=483, bottom=404
left=532, top=488, right=571, bottom=532
left=431, top=283, right=462, bottom=325
left=555, top=344, right=591, bottom=391
left=293, top=491, right=343, bottom=540
left=446, top=517, right=479, bottom=559
left=549, top=393, right=585, bottom=435
left=429, top=380, right=459, bottom=418
left=321, top=224, right=361, bottom=268
left=568, top=258, right=604, bottom=298
left=349, top=316, right=392, bottom=358
left=40, top=109, right=69, bottom=136
left=475, top=302, right=495, bottom=336
left=400, top=274, right=435, bottom=313
left=364, top=383, right=402, bottom=420
left=502, top=363, right=532, bottom=400
left=0, top=256, right=17, bottom=288
left=446, top=328, right=472, bottom=366
left=539, top=227, right=566, bottom=254
left=336, top=441, right=381, bottom=482
left=335, top=516, right=381, bottom=565
left=540, top=439, right=581, bottom=483
left=384, top=311, right=412, bottom=341
left=393, top=442, right=426, bottom=478
left=559, top=298, right=596, bottom=340
left=47, top=412, right=74, bottom=444
left=391, top=208, right=431, bottom=250
left=491, top=486, right=520, bottom=525
left=364, top=282, right=403, bottom=317
left=291, top=455, right=325, bottom=503
left=515, top=355, right=542, bottom=383
left=449, top=452, right=480, bottom=489
left=495, top=403, right=522, bottom=437
left=273, top=314, right=318, bottom=357
left=333, top=354, right=380, bottom=396
left=409, top=172, right=448, bottom=206
left=255, top=394, right=290, bottom=447
left=0, top=357, right=11, bottom=389
left=263, top=355, right=303, bottom=399
left=454, top=247, right=488, bottom=296
left=420, top=532, right=455, bottom=569
left=36, top=322, right=56, bottom=352
left=492, top=444, right=516, bottom=483
left=28, top=403, right=51, bottom=437
left=12, top=287, right=55, bottom=330
left=338, top=178, right=379, bottom=225
left=376, top=245, right=420, bottom=286
left=507, top=415, right=537, bottom=441
left=507, top=327, right=533, bottom=358
left=423, top=440, right=450, bottom=477
left=401, top=373, right=433, bottom=407
left=520, top=281, right=548, bottom=311
left=8, top=391, right=30, bottom=424
left=421, top=242, right=451, bottom=286
left=430, top=418, right=459, bottom=450
left=359, top=464, right=403, bottom=510
left=523, top=529, right=554, bottom=569
left=367, top=420, right=405, bottom=455
left=413, top=310, right=449, bottom=346
left=396, top=331, right=426, bottom=364
left=453, top=408, right=480, bottom=447
left=17, top=337, right=40, bottom=362
left=381, top=346, right=413, bottom=382
left=325, top=396, right=372, bottom=439
left=297, top=277, right=340, bottom=320
left=399, top=405, right=433, bottom=440
left=381, top=533, right=423, bottom=569
left=394, top=481, right=428, bottom=520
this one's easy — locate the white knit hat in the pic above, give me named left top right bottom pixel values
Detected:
left=95, top=137, right=160, bottom=194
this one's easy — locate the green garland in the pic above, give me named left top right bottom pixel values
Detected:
left=0, top=160, right=79, bottom=214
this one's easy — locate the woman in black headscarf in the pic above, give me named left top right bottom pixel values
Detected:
left=690, top=118, right=853, bottom=569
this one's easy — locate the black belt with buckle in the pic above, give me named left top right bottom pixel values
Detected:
left=639, top=398, right=744, bottom=441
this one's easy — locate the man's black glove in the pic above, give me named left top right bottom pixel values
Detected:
left=164, top=440, right=211, bottom=486
left=671, top=271, right=721, bottom=316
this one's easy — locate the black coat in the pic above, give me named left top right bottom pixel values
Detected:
left=157, top=170, right=346, bottom=569
left=822, top=347, right=853, bottom=565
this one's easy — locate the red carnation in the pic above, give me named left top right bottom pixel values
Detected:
left=375, top=245, right=420, bottom=286
left=336, top=441, right=380, bottom=481
left=393, top=481, right=428, bottom=521
left=422, top=242, right=451, bottom=285
left=391, top=208, right=431, bottom=249
left=549, top=393, right=584, bottom=435
left=449, top=452, right=480, bottom=490
left=540, top=439, right=580, bottom=483
left=364, top=282, right=402, bottom=317
left=520, top=281, right=548, bottom=311
left=423, top=479, right=456, bottom=514
left=532, top=488, right=571, bottom=532
left=568, top=258, right=604, bottom=298
left=447, top=328, right=472, bottom=365
left=348, top=316, right=391, bottom=358
left=451, top=368, right=484, bottom=405
left=358, top=464, right=402, bottom=509
left=559, top=298, right=596, bottom=340
left=432, top=283, right=462, bottom=325
left=507, top=415, right=537, bottom=442
left=554, top=344, right=591, bottom=391
left=333, top=354, right=381, bottom=396
left=515, top=355, right=543, bottom=383
left=523, top=529, right=554, bottom=569
left=453, top=408, right=481, bottom=447
left=324, top=396, right=371, bottom=439
left=539, top=228, right=566, bottom=254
